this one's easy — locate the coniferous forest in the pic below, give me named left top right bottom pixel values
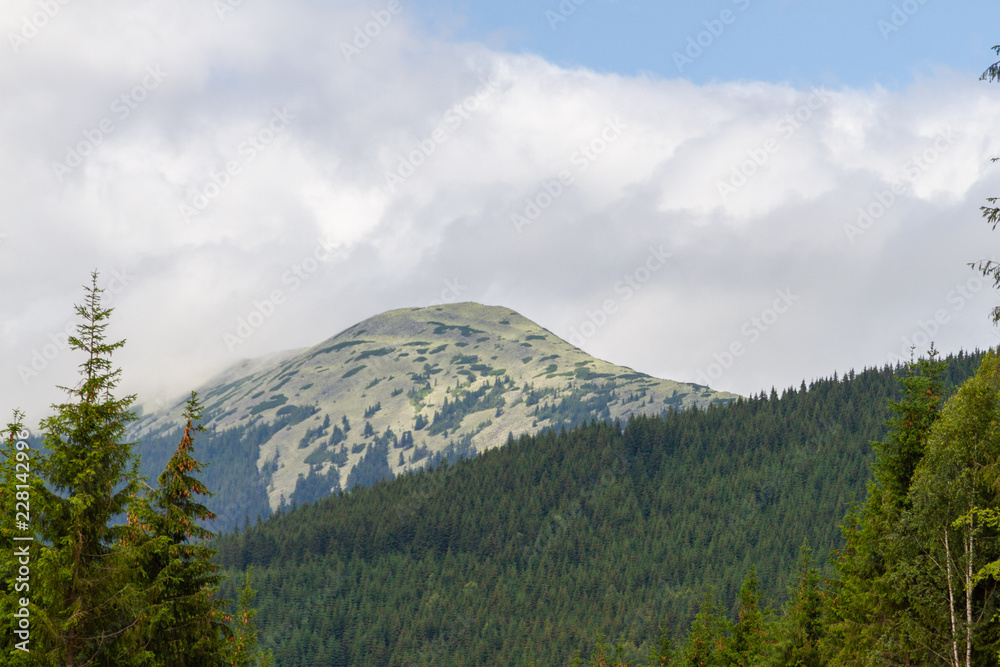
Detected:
left=208, top=350, right=988, bottom=666
left=6, top=272, right=1000, bottom=665
left=6, top=43, right=1000, bottom=667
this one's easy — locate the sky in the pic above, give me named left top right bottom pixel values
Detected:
left=3, top=0, right=1000, bottom=426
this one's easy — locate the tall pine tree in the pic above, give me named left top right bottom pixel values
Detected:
left=33, top=271, right=145, bottom=666
left=224, top=567, right=272, bottom=667
left=769, top=543, right=826, bottom=667
left=873, top=346, right=947, bottom=506
left=900, top=352, right=1000, bottom=666
left=829, top=350, right=947, bottom=665
left=123, top=392, right=232, bottom=665
left=730, top=566, right=770, bottom=667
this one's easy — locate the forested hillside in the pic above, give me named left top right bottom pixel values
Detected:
left=212, top=351, right=985, bottom=666
left=131, top=302, right=737, bottom=531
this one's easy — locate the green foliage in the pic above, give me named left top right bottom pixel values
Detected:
left=427, top=321, right=485, bottom=337
left=731, top=567, right=771, bottom=666
left=830, top=350, right=948, bottom=665
left=426, top=376, right=511, bottom=436
left=341, top=365, right=366, bottom=379
left=224, top=568, right=272, bottom=667
left=0, top=410, right=38, bottom=665
left=210, top=354, right=986, bottom=665
left=899, top=352, right=1000, bottom=664
left=355, top=347, right=395, bottom=361
left=247, top=395, right=287, bottom=415
left=273, top=404, right=317, bottom=426
left=345, top=442, right=394, bottom=490
left=680, top=589, right=732, bottom=666
left=768, top=544, right=827, bottom=667
left=645, top=620, right=675, bottom=667
left=31, top=272, right=146, bottom=665
left=0, top=274, right=264, bottom=665
left=306, top=339, right=370, bottom=360
left=871, top=345, right=946, bottom=505
left=123, top=392, right=233, bottom=664
left=831, top=351, right=1000, bottom=666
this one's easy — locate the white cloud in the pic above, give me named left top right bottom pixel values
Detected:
left=3, top=0, right=1000, bottom=426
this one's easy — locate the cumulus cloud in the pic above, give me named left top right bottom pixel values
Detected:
left=2, top=0, right=1000, bottom=425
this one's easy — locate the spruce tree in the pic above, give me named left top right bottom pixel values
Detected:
left=769, top=544, right=826, bottom=667
left=681, top=589, right=731, bottom=667
left=3, top=275, right=267, bottom=665
left=225, top=567, right=272, bottom=667
left=33, top=271, right=144, bottom=666
left=900, top=352, right=1000, bottom=666
left=873, top=345, right=947, bottom=505
left=830, top=350, right=946, bottom=665
left=643, top=620, right=674, bottom=667
left=123, top=392, right=231, bottom=665
left=730, top=566, right=770, bottom=666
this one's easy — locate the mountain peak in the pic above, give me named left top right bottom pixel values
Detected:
left=136, top=303, right=738, bottom=511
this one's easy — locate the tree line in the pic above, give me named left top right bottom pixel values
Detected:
left=571, top=348, right=1000, bottom=666
left=209, top=349, right=987, bottom=665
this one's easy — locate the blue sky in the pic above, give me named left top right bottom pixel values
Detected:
left=415, top=0, right=997, bottom=88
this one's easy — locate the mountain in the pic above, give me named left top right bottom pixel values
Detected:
left=132, top=302, right=738, bottom=525
left=211, top=350, right=986, bottom=666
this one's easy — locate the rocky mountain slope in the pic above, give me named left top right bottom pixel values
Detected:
left=133, top=303, right=738, bottom=512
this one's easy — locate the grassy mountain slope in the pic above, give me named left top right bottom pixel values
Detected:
left=211, top=350, right=985, bottom=666
left=133, top=302, right=738, bottom=520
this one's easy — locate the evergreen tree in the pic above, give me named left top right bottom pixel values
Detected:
left=0, top=275, right=266, bottom=665
left=225, top=567, right=272, bottom=667
left=731, top=567, right=770, bottom=666
left=769, top=544, right=826, bottom=667
left=681, top=589, right=731, bottom=667
left=830, top=350, right=946, bottom=665
left=124, top=392, right=231, bottom=665
left=32, top=271, right=145, bottom=665
left=872, top=345, right=947, bottom=505
left=644, top=620, right=675, bottom=667
left=900, top=352, right=1000, bottom=666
